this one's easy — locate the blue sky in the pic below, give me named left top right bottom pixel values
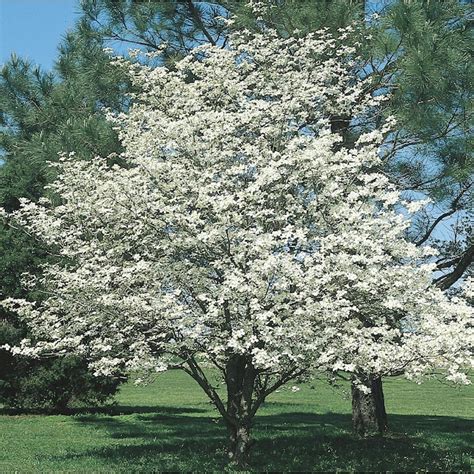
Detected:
left=0, top=0, right=80, bottom=71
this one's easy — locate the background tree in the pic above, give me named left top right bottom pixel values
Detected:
left=0, top=31, right=127, bottom=410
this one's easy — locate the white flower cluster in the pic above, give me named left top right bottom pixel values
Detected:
left=2, top=28, right=472, bottom=386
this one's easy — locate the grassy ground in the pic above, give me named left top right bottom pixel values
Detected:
left=0, top=370, right=472, bottom=472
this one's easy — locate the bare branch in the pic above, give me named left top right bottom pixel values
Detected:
left=415, top=183, right=472, bottom=246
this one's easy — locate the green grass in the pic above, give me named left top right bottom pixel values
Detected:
left=1, top=370, right=472, bottom=471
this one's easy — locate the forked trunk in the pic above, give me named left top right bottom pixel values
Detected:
left=351, top=374, right=388, bottom=436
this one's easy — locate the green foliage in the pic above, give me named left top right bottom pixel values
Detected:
left=80, top=0, right=230, bottom=64
left=0, top=33, right=125, bottom=196
left=0, top=25, right=128, bottom=410
left=228, top=0, right=366, bottom=37
left=0, top=353, right=120, bottom=412
left=0, top=316, right=120, bottom=412
left=0, top=371, right=472, bottom=471
left=381, top=1, right=473, bottom=197
left=0, top=32, right=127, bottom=297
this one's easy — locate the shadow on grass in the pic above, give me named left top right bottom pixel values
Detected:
left=0, top=404, right=207, bottom=417
left=50, top=405, right=473, bottom=472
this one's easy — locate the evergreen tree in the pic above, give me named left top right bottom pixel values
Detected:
left=0, top=31, right=127, bottom=410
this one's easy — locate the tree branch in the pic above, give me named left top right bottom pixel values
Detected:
left=183, top=356, right=230, bottom=423
left=434, top=244, right=474, bottom=290
left=185, top=0, right=217, bottom=46
left=415, top=183, right=472, bottom=246
left=250, top=368, right=306, bottom=417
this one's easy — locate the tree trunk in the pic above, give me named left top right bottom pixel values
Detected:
left=351, top=374, right=388, bottom=436
left=225, top=355, right=256, bottom=467
left=227, top=420, right=252, bottom=467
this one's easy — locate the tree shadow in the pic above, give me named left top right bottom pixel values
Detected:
left=49, top=406, right=473, bottom=471
left=0, top=404, right=207, bottom=416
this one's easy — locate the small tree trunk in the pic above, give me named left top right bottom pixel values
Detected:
left=227, top=420, right=252, bottom=467
left=351, top=374, right=388, bottom=436
left=225, top=355, right=256, bottom=468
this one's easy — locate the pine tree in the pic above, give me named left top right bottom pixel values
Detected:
left=0, top=31, right=127, bottom=410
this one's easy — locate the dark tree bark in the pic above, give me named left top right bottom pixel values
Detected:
left=184, top=352, right=302, bottom=466
left=351, top=374, right=388, bottom=436
left=227, top=420, right=253, bottom=467
left=225, top=355, right=257, bottom=467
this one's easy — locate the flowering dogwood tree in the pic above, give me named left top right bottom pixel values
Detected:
left=2, top=28, right=472, bottom=465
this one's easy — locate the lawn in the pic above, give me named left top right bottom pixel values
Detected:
left=0, top=370, right=472, bottom=472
